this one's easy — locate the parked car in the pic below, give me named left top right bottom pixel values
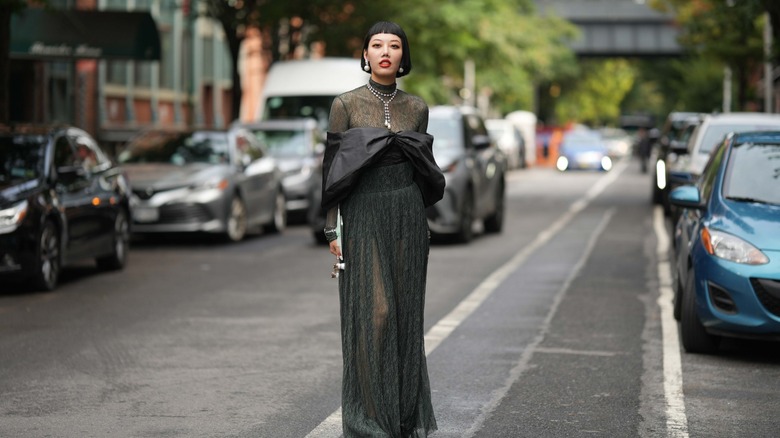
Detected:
left=258, top=58, right=372, bottom=132
left=238, top=118, right=325, bottom=221
left=117, top=128, right=286, bottom=242
left=0, top=124, right=131, bottom=291
left=555, top=129, right=612, bottom=172
left=427, top=106, right=507, bottom=243
left=599, top=126, right=633, bottom=158
left=651, top=111, right=703, bottom=213
left=668, top=112, right=780, bottom=221
left=485, top=118, right=526, bottom=169
left=670, top=131, right=780, bottom=354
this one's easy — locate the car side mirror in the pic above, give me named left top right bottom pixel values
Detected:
left=472, top=134, right=492, bottom=150
left=669, top=185, right=704, bottom=209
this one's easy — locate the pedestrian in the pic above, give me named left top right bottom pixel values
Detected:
left=636, top=126, right=651, bottom=173
left=320, top=21, right=444, bottom=438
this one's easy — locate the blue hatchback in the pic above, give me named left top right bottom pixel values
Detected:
left=670, top=131, right=780, bottom=354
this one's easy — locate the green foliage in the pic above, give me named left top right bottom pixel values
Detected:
left=383, top=0, right=577, bottom=113
left=554, top=59, right=636, bottom=126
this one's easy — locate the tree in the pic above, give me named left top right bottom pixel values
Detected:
left=203, top=0, right=379, bottom=122
left=651, top=0, right=769, bottom=111
left=387, top=0, right=577, bottom=114
left=0, top=0, right=29, bottom=124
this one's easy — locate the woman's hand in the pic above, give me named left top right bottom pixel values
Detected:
left=329, top=240, right=342, bottom=258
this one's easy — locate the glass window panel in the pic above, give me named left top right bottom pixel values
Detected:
left=135, top=63, right=152, bottom=88
left=160, top=30, right=174, bottom=89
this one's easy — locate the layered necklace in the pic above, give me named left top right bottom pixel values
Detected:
left=366, top=82, right=398, bottom=130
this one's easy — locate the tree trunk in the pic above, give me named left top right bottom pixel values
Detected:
left=0, top=6, right=11, bottom=124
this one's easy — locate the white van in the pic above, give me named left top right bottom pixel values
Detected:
left=256, top=58, right=370, bottom=131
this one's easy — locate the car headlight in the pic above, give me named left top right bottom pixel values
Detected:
left=701, top=227, right=769, bottom=265
left=0, top=200, right=28, bottom=234
left=601, top=156, right=612, bottom=171
left=556, top=156, right=568, bottom=171
left=191, top=177, right=229, bottom=191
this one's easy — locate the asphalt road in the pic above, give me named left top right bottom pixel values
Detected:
left=1, top=158, right=779, bottom=438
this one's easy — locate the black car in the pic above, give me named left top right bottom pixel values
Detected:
left=651, top=112, right=703, bottom=213
left=0, top=125, right=131, bottom=291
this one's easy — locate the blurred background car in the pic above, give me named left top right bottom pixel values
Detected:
left=670, top=131, right=780, bottom=354
left=667, top=112, right=780, bottom=221
left=0, top=125, right=131, bottom=291
left=598, top=126, right=633, bottom=159
left=651, top=111, right=703, bottom=213
left=257, top=58, right=371, bottom=132
left=427, top=106, right=507, bottom=243
left=238, top=118, right=325, bottom=222
left=118, top=128, right=286, bottom=242
left=485, top=118, right=526, bottom=169
left=555, top=129, right=612, bottom=172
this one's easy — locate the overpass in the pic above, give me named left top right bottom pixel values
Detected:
left=534, top=0, right=683, bottom=57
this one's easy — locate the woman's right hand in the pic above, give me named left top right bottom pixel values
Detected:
left=329, top=240, right=342, bottom=259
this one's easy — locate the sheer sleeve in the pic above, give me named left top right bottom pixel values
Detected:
left=329, top=96, right=349, bottom=133
left=417, top=99, right=429, bottom=133
left=324, top=96, right=349, bottom=241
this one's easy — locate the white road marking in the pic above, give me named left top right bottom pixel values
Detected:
left=653, top=207, right=690, bottom=437
left=463, top=208, right=616, bottom=438
left=306, top=161, right=628, bottom=438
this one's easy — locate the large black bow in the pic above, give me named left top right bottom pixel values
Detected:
left=321, top=127, right=445, bottom=211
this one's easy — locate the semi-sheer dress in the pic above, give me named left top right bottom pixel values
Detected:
left=326, top=79, right=438, bottom=437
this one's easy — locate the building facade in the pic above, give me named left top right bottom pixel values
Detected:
left=9, top=0, right=233, bottom=154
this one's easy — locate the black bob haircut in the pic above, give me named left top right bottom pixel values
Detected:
left=360, top=21, right=412, bottom=78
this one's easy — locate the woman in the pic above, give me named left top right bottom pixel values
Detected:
left=321, top=21, right=444, bottom=437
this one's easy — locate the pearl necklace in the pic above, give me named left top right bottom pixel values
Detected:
left=366, top=82, right=397, bottom=130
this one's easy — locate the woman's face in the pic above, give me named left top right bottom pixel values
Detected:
left=364, top=33, right=403, bottom=82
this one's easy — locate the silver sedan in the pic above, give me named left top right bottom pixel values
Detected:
left=118, top=128, right=286, bottom=242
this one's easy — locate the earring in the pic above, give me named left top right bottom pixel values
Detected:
left=398, top=67, right=404, bottom=73
left=363, top=61, right=370, bottom=72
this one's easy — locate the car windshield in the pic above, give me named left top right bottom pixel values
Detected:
left=0, top=136, right=46, bottom=187
left=701, top=123, right=780, bottom=154
left=118, top=132, right=230, bottom=165
left=253, top=129, right=308, bottom=158
left=724, top=142, right=780, bottom=205
left=428, top=117, right=464, bottom=159
left=562, top=132, right=603, bottom=149
left=263, top=96, right=333, bottom=131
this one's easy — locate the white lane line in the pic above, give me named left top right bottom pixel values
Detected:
left=305, top=161, right=628, bottom=438
left=463, top=208, right=616, bottom=438
left=653, top=207, right=690, bottom=437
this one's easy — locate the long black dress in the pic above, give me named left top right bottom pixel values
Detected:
left=326, top=79, right=439, bottom=437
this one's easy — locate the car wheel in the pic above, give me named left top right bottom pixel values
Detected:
left=680, top=268, right=720, bottom=354
left=483, top=182, right=504, bottom=233
left=226, top=196, right=248, bottom=242
left=454, top=188, right=474, bottom=243
left=32, top=220, right=60, bottom=291
left=96, top=209, right=130, bottom=271
left=264, top=189, right=287, bottom=234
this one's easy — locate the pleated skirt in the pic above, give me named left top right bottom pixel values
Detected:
left=338, top=161, right=437, bottom=437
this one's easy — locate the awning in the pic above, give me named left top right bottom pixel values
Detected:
left=10, top=8, right=161, bottom=61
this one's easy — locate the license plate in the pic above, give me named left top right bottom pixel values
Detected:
left=133, top=207, right=159, bottom=223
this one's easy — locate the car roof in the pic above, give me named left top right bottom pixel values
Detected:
left=429, top=105, right=479, bottom=118
left=730, top=130, right=780, bottom=144
left=703, top=112, right=780, bottom=124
